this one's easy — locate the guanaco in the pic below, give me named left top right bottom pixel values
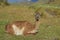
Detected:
left=5, top=12, right=41, bottom=36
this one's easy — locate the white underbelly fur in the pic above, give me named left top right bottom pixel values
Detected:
left=28, top=29, right=37, bottom=33
left=12, top=24, right=25, bottom=35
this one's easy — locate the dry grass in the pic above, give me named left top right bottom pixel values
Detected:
left=0, top=5, right=60, bottom=40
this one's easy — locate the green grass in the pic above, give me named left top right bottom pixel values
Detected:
left=0, top=5, right=60, bottom=40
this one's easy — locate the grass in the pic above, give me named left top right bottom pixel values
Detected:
left=0, top=5, right=60, bottom=40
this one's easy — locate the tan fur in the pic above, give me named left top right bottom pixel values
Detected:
left=5, top=21, right=39, bottom=36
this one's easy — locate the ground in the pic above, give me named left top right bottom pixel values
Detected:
left=0, top=5, right=60, bottom=40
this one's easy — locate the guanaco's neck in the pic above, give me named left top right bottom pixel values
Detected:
left=34, top=20, right=40, bottom=30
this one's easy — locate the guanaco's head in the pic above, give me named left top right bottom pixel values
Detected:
left=35, top=12, right=41, bottom=21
